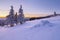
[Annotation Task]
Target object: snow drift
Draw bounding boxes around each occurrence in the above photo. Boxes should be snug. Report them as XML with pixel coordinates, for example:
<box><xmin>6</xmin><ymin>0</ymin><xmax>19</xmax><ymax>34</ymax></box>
<box><xmin>0</xmin><ymin>16</ymin><xmax>60</xmax><ymax>40</ymax></box>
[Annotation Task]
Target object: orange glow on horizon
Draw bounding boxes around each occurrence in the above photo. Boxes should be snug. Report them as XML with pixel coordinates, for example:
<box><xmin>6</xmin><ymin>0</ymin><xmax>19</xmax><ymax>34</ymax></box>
<box><xmin>0</xmin><ymin>11</ymin><xmax>49</xmax><ymax>18</ymax></box>
<box><xmin>0</xmin><ymin>10</ymin><xmax>9</xmax><ymax>17</ymax></box>
<box><xmin>24</xmin><ymin>14</ymin><xmax>49</xmax><ymax>18</ymax></box>
<box><xmin>0</xmin><ymin>13</ymin><xmax>49</xmax><ymax>18</ymax></box>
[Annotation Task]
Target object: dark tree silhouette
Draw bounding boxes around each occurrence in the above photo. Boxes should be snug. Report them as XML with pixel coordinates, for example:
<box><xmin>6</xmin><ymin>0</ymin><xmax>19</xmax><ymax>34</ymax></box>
<box><xmin>18</xmin><ymin>5</ymin><xmax>25</xmax><ymax>24</ymax></box>
<box><xmin>54</xmin><ymin>11</ymin><xmax>57</xmax><ymax>16</ymax></box>
<box><xmin>14</xmin><ymin>12</ymin><xmax>18</xmax><ymax>24</ymax></box>
<box><xmin>9</xmin><ymin>6</ymin><xmax>15</xmax><ymax>27</ymax></box>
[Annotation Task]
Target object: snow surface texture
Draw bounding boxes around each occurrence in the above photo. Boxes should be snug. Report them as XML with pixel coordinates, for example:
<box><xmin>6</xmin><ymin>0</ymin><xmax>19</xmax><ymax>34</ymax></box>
<box><xmin>0</xmin><ymin>16</ymin><xmax>60</xmax><ymax>40</ymax></box>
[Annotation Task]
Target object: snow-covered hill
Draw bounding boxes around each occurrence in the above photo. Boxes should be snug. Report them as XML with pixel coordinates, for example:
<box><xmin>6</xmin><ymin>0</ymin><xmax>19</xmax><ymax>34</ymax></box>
<box><xmin>0</xmin><ymin>16</ymin><xmax>60</xmax><ymax>40</ymax></box>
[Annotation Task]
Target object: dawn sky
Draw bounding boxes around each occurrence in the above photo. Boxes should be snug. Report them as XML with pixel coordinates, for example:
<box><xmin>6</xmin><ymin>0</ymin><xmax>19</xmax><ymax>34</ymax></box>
<box><xmin>0</xmin><ymin>0</ymin><xmax>60</xmax><ymax>17</ymax></box>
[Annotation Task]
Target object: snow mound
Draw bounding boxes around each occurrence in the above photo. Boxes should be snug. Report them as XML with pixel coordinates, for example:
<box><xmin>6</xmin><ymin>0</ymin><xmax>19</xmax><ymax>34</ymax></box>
<box><xmin>41</xmin><ymin>20</ymin><xmax>54</xmax><ymax>27</ymax></box>
<box><xmin>33</xmin><ymin>20</ymin><xmax>54</xmax><ymax>28</ymax></box>
<box><xmin>0</xmin><ymin>16</ymin><xmax>60</xmax><ymax>40</ymax></box>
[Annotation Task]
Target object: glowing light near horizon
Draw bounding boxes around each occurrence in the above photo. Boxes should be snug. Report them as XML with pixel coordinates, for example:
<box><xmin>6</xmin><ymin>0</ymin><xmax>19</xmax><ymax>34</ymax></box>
<box><xmin>0</xmin><ymin>10</ymin><xmax>49</xmax><ymax>18</ymax></box>
<box><xmin>0</xmin><ymin>10</ymin><xmax>9</xmax><ymax>17</ymax></box>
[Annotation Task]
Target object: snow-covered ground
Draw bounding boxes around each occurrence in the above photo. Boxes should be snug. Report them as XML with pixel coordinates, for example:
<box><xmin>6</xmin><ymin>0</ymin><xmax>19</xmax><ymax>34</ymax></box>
<box><xmin>0</xmin><ymin>16</ymin><xmax>60</xmax><ymax>40</ymax></box>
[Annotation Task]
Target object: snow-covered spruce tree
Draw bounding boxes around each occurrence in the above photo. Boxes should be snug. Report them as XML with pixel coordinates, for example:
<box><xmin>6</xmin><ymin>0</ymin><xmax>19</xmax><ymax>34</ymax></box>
<box><xmin>54</xmin><ymin>11</ymin><xmax>57</xmax><ymax>16</ymax></box>
<box><xmin>9</xmin><ymin>6</ymin><xmax>15</xmax><ymax>27</ymax></box>
<box><xmin>14</xmin><ymin>12</ymin><xmax>18</xmax><ymax>25</ymax></box>
<box><xmin>18</xmin><ymin>5</ymin><xmax>25</xmax><ymax>24</ymax></box>
<box><xmin>0</xmin><ymin>20</ymin><xmax>5</xmax><ymax>26</ymax></box>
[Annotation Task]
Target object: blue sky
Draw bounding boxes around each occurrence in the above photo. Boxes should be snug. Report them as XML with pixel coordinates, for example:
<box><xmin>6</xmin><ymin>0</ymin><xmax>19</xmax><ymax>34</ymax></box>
<box><xmin>0</xmin><ymin>0</ymin><xmax>60</xmax><ymax>16</ymax></box>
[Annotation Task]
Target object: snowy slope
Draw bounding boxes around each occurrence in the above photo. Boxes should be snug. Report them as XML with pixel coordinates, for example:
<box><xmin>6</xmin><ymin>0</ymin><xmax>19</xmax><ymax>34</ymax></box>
<box><xmin>0</xmin><ymin>16</ymin><xmax>60</xmax><ymax>40</ymax></box>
